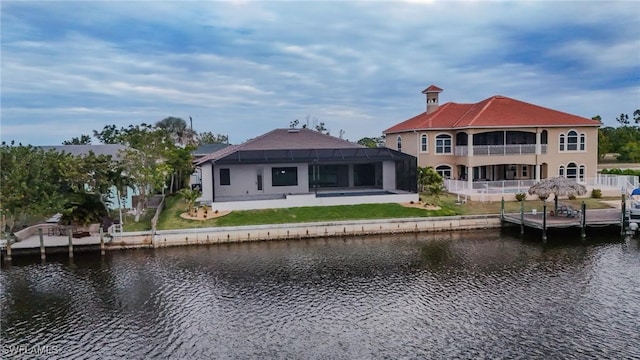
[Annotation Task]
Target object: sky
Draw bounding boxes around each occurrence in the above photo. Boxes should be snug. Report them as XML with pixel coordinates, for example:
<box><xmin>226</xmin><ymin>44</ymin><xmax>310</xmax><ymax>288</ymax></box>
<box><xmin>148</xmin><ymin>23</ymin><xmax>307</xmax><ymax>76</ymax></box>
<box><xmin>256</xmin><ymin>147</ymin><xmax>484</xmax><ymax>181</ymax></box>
<box><xmin>1</xmin><ymin>1</ymin><xmax>638</xmax><ymax>146</ymax></box>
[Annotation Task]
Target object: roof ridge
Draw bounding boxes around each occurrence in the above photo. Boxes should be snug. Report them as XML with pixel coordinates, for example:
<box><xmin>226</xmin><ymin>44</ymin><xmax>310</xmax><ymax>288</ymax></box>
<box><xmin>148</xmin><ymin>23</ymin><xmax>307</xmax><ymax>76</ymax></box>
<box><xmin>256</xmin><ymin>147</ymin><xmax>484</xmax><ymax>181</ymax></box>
<box><xmin>459</xmin><ymin>96</ymin><xmax>495</xmax><ymax>127</ymax></box>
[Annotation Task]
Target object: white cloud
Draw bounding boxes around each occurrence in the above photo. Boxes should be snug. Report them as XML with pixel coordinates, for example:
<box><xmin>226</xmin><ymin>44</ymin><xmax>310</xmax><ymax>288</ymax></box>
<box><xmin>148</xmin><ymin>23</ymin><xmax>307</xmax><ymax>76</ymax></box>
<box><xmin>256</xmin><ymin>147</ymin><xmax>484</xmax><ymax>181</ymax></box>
<box><xmin>1</xmin><ymin>1</ymin><xmax>638</xmax><ymax>145</ymax></box>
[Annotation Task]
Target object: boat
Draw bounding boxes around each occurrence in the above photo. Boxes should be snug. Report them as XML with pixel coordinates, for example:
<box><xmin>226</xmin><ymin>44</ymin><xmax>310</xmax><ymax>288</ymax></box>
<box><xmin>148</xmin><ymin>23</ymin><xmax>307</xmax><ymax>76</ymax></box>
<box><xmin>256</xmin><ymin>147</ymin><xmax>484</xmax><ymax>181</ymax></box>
<box><xmin>629</xmin><ymin>188</ymin><xmax>640</xmax><ymax>224</ymax></box>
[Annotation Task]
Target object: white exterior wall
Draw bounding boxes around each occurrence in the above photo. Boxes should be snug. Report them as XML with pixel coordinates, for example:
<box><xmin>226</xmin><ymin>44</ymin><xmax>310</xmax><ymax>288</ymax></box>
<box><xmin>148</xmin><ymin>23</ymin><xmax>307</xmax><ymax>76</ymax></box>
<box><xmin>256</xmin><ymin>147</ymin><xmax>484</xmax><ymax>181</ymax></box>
<box><xmin>382</xmin><ymin>161</ymin><xmax>396</xmax><ymax>190</ymax></box>
<box><xmin>215</xmin><ymin>163</ymin><xmax>310</xmax><ymax>197</ymax></box>
<box><xmin>200</xmin><ymin>163</ymin><xmax>214</xmax><ymax>202</ymax></box>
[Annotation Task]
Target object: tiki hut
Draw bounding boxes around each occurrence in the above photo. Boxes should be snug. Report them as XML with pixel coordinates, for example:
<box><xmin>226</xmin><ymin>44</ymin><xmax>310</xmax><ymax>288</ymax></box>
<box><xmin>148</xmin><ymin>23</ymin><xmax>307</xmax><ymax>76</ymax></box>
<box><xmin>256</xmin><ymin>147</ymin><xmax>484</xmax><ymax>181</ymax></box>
<box><xmin>528</xmin><ymin>177</ymin><xmax>587</xmax><ymax>214</ymax></box>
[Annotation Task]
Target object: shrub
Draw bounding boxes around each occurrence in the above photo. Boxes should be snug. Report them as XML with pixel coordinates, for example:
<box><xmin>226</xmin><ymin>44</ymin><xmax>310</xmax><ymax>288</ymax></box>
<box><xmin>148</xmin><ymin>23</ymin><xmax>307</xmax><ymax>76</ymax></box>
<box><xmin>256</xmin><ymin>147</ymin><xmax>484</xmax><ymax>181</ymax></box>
<box><xmin>591</xmin><ymin>188</ymin><xmax>602</xmax><ymax>198</ymax></box>
<box><xmin>538</xmin><ymin>195</ymin><xmax>548</xmax><ymax>201</ymax></box>
<box><xmin>568</xmin><ymin>194</ymin><xmax>577</xmax><ymax>200</ymax></box>
<box><xmin>515</xmin><ymin>192</ymin><xmax>527</xmax><ymax>201</ymax></box>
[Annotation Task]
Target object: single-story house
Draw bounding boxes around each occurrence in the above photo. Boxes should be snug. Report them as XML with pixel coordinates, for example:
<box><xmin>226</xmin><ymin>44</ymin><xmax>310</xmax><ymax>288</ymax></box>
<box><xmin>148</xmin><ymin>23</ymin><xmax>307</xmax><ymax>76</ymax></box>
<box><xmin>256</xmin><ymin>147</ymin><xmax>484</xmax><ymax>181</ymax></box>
<box><xmin>40</xmin><ymin>144</ymin><xmax>136</xmax><ymax>209</ymax></box>
<box><xmin>194</xmin><ymin>128</ymin><xmax>418</xmax><ymax>210</ymax></box>
<box><xmin>190</xmin><ymin>143</ymin><xmax>231</xmax><ymax>191</ymax></box>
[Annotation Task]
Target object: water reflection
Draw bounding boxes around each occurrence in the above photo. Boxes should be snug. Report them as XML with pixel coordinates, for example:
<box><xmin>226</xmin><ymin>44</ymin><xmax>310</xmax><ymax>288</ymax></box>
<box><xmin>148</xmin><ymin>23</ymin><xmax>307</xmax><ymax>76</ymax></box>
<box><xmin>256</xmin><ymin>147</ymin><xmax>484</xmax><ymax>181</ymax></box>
<box><xmin>2</xmin><ymin>231</ymin><xmax>639</xmax><ymax>359</ymax></box>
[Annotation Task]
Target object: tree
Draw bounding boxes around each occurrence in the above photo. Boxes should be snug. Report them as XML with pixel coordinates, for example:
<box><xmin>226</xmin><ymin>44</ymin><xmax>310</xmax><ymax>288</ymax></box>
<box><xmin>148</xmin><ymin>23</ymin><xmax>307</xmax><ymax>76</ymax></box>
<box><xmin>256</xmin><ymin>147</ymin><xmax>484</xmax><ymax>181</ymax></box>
<box><xmin>63</xmin><ymin>134</ymin><xmax>92</xmax><ymax>145</ymax></box>
<box><xmin>198</xmin><ymin>131</ymin><xmax>229</xmax><ymax>145</ymax></box>
<box><xmin>0</xmin><ymin>144</ymin><xmax>66</xmax><ymax>234</ymax></box>
<box><xmin>93</xmin><ymin>124</ymin><xmax>124</xmax><ymax>144</ymax></box>
<box><xmin>617</xmin><ymin>113</ymin><xmax>630</xmax><ymax>126</ymax></box>
<box><xmin>156</xmin><ymin>116</ymin><xmax>197</xmax><ymax>146</ymax></box>
<box><xmin>358</xmin><ymin>136</ymin><xmax>385</xmax><ymax>148</ymax></box>
<box><xmin>177</xmin><ymin>187</ymin><xmax>201</xmax><ymax>216</ymax></box>
<box><xmin>417</xmin><ymin>166</ymin><xmax>445</xmax><ymax>196</ymax></box>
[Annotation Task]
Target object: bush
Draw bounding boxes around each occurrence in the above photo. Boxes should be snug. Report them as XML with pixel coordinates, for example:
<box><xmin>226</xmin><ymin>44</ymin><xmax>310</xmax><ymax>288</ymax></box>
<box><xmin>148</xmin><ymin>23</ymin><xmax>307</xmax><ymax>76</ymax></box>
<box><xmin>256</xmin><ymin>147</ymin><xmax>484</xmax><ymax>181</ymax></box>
<box><xmin>568</xmin><ymin>194</ymin><xmax>577</xmax><ymax>200</ymax></box>
<box><xmin>515</xmin><ymin>192</ymin><xmax>527</xmax><ymax>201</ymax></box>
<box><xmin>591</xmin><ymin>188</ymin><xmax>602</xmax><ymax>198</ymax></box>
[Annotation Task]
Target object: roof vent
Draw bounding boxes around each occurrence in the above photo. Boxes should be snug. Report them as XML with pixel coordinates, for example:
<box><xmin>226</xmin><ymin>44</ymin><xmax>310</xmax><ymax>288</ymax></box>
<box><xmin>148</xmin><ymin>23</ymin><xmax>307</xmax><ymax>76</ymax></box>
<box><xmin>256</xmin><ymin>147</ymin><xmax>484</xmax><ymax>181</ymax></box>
<box><xmin>288</xmin><ymin>129</ymin><xmax>300</xmax><ymax>133</ymax></box>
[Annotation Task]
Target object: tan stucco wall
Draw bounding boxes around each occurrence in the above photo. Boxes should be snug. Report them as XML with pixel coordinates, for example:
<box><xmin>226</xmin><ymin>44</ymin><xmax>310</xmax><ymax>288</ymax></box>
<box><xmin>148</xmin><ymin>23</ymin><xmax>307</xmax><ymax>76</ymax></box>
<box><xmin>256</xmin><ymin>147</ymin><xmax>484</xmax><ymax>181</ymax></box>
<box><xmin>386</xmin><ymin>126</ymin><xmax>599</xmax><ymax>179</ymax></box>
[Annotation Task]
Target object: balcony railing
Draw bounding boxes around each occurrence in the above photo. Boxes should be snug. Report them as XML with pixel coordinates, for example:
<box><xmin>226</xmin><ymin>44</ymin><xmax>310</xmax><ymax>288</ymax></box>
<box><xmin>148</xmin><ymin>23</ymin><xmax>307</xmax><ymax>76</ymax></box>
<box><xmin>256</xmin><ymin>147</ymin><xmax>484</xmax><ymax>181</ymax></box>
<box><xmin>454</xmin><ymin>144</ymin><xmax>547</xmax><ymax>156</ymax></box>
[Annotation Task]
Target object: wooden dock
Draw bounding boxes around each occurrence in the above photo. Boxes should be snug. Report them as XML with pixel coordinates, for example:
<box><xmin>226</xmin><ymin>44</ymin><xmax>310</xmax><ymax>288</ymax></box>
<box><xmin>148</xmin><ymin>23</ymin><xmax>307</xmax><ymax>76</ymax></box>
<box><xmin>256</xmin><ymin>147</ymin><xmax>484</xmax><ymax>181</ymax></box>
<box><xmin>502</xmin><ymin>207</ymin><xmax>624</xmax><ymax>242</ymax></box>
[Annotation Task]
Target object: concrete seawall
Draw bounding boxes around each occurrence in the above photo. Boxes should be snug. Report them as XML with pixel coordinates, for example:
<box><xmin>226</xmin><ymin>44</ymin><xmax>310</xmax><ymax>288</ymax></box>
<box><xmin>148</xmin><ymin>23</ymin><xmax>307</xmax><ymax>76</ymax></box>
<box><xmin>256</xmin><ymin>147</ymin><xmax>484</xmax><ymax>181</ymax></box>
<box><xmin>107</xmin><ymin>215</ymin><xmax>502</xmax><ymax>250</ymax></box>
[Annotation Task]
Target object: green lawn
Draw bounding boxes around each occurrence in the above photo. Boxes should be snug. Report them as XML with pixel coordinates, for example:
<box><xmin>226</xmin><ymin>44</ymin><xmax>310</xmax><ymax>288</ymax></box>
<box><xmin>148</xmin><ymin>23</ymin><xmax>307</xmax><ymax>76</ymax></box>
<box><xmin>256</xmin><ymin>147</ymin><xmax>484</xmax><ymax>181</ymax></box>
<box><xmin>152</xmin><ymin>193</ymin><xmax>621</xmax><ymax>230</ymax></box>
<box><xmin>120</xmin><ymin>210</ymin><xmax>154</xmax><ymax>232</ymax></box>
<box><xmin>156</xmin><ymin>194</ymin><xmax>460</xmax><ymax>230</ymax></box>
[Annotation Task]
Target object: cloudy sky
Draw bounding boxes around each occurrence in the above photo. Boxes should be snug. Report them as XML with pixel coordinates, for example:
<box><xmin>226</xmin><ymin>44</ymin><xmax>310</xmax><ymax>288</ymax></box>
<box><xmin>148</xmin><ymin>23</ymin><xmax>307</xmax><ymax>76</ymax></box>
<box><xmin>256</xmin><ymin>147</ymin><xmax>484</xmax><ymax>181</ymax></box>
<box><xmin>1</xmin><ymin>1</ymin><xmax>638</xmax><ymax>145</ymax></box>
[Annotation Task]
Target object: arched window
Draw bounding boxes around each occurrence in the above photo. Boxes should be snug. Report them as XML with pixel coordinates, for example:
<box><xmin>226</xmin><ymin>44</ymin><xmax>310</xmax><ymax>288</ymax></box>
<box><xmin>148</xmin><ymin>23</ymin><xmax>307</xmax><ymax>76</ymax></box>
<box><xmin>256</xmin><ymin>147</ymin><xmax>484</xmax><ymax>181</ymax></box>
<box><xmin>559</xmin><ymin>134</ymin><xmax>565</xmax><ymax>151</ymax></box>
<box><xmin>396</xmin><ymin>136</ymin><xmax>402</xmax><ymax>151</ymax></box>
<box><xmin>567</xmin><ymin>130</ymin><xmax>578</xmax><ymax>151</ymax></box>
<box><xmin>420</xmin><ymin>134</ymin><xmax>428</xmax><ymax>152</ymax></box>
<box><xmin>566</xmin><ymin>162</ymin><xmax>578</xmax><ymax>179</ymax></box>
<box><xmin>579</xmin><ymin>134</ymin><xmax>586</xmax><ymax>151</ymax></box>
<box><xmin>436</xmin><ymin>165</ymin><xmax>452</xmax><ymax>179</ymax></box>
<box><xmin>435</xmin><ymin>134</ymin><xmax>452</xmax><ymax>154</ymax></box>
<box><xmin>559</xmin><ymin>165</ymin><xmax>565</xmax><ymax>177</ymax></box>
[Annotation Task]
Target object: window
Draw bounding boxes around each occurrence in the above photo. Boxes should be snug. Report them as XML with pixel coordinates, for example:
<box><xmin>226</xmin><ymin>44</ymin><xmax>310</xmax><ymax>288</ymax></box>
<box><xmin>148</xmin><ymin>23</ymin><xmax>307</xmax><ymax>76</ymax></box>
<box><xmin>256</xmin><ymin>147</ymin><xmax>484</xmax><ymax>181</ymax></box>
<box><xmin>420</xmin><ymin>134</ymin><xmax>428</xmax><ymax>152</ymax></box>
<box><xmin>559</xmin><ymin>165</ymin><xmax>565</xmax><ymax>177</ymax></box>
<box><xmin>566</xmin><ymin>162</ymin><xmax>578</xmax><ymax>179</ymax></box>
<box><xmin>567</xmin><ymin>131</ymin><xmax>578</xmax><ymax>151</ymax></box>
<box><xmin>559</xmin><ymin>134</ymin><xmax>565</xmax><ymax>151</ymax></box>
<box><xmin>579</xmin><ymin>134</ymin><xmax>585</xmax><ymax>151</ymax></box>
<box><xmin>436</xmin><ymin>165</ymin><xmax>452</xmax><ymax>179</ymax></box>
<box><xmin>272</xmin><ymin>167</ymin><xmax>298</xmax><ymax>186</ymax></box>
<box><xmin>435</xmin><ymin>134</ymin><xmax>452</xmax><ymax>154</ymax></box>
<box><xmin>220</xmin><ymin>168</ymin><xmax>230</xmax><ymax>186</ymax></box>
<box><xmin>579</xmin><ymin>165</ymin><xmax>585</xmax><ymax>181</ymax></box>
<box><xmin>522</xmin><ymin>165</ymin><xmax>528</xmax><ymax>177</ymax></box>
<box><xmin>396</xmin><ymin>136</ymin><xmax>402</xmax><ymax>151</ymax></box>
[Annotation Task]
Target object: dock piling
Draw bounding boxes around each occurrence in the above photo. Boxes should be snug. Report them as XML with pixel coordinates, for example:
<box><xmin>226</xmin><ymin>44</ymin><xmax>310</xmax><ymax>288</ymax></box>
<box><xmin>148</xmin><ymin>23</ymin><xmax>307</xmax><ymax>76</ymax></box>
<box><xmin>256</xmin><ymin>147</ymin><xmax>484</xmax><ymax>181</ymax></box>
<box><xmin>621</xmin><ymin>195</ymin><xmax>626</xmax><ymax>236</ymax></box>
<box><xmin>5</xmin><ymin>240</ymin><xmax>12</xmax><ymax>262</ymax></box>
<box><xmin>542</xmin><ymin>204</ymin><xmax>547</xmax><ymax>244</ymax></box>
<box><xmin>100</xmin><ymin>228</ymin><xmax>105</xmax><ymax>256</ymax></box>
<box><xmin>580</xmin><ymin>202</ymin><xmax>586</xmax><ymax>240</ymax></box>
<box><xmin>38</xmin><ymin>228</ymin><xmax>46</xmax><ymax>261</ymax></box>
<box><xmin>67</xmin><ymin>229</ymin><xmax>74</xmax><ymax>259</ymax></box>
<box><xmin>520</xmin><ymin>200</ymin><xmax>524</xmax><ymax>235</ymax></box>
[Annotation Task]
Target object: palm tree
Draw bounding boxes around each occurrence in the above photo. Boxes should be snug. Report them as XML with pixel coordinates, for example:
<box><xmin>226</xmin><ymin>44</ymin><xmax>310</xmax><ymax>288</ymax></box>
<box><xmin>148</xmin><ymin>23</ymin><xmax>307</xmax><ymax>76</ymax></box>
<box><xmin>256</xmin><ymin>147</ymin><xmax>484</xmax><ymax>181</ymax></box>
<box><xmin>155</xmin><ymin>117</ymin><xmax>197</xmax><ymax>146</ymax></box>
<box><xmin>177</xmin><ymin>188</ymin><xmax>201</xmax><ymax>216</ymax></box>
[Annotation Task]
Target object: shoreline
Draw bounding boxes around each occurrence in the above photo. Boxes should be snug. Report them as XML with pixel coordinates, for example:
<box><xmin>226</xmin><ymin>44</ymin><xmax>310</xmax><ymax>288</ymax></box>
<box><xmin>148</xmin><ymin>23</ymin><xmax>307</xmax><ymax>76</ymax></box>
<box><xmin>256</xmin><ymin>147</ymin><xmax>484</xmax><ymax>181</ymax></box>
<box><xmin>2</xmin><ymin>215</ymin><xmax>502</xmax><ymax>258</ymax></box>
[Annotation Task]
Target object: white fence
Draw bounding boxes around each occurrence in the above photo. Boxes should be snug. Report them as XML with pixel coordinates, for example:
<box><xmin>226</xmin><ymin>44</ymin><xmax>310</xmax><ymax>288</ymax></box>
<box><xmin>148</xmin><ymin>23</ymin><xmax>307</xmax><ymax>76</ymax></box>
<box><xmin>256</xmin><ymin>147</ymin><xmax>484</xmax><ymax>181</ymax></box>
<box><xmin>445</xmin><ymin>174</ymin><xmax>639</xmax><ymax>201</ymax></box>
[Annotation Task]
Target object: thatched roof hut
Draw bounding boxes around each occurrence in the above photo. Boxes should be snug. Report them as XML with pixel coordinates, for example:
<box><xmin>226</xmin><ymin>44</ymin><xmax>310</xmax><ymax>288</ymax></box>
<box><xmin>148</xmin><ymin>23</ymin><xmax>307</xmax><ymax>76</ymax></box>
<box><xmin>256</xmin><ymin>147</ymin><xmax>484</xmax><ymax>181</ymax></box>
<box><xmin>528</xmin><ymin>177</ymin><xmax>587</xmax><ymax>213</ymax></box>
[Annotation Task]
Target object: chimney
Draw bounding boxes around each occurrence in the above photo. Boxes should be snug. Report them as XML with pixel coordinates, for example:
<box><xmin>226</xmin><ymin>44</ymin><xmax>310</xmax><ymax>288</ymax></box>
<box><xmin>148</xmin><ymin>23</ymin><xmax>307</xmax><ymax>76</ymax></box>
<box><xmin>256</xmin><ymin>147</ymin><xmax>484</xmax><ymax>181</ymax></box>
<box><xmin>421</xmin><ymin>85</ymin><xmax>443</xmax><ymax>114</ymax></box>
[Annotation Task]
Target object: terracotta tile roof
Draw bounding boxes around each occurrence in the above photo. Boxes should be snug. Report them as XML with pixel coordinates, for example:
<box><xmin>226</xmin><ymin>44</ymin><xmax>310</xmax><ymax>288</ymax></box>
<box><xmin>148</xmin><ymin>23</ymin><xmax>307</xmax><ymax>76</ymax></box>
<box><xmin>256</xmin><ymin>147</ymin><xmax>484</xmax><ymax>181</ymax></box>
<box><xmin>385</xmin><ymin>95</ymin><xmax>600</xmax><ymax>134</ymax></box>
<box><xmin>422</xmin><ymin>85</ymin><xmax>443</xmax><ymax>93</ymax></box>
<box><xmin>195</xmin><ymin>128</ymin><xmax>362</xmax><ymax>165</ymax></box>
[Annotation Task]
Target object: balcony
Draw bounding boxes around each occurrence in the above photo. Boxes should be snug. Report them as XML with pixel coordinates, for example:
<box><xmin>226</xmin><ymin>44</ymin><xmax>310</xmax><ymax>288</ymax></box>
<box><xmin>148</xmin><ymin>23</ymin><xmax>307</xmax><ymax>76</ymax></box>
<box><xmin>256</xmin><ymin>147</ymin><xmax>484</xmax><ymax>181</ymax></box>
<box><xmin>454</xmin><ymin>144</ymin><xmax>547</xmax><ymax>156</ymax></box>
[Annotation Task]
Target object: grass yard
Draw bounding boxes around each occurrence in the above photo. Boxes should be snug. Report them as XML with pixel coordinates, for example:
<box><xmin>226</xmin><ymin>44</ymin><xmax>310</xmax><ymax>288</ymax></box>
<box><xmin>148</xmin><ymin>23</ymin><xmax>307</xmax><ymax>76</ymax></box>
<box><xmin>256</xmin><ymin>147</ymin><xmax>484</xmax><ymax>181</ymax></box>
<box><xmin>156</xmin><ymin>194</ymin><xmax>461</xmax><ymax>230</ymax></box>
<box><xmin>120</xmin><ymin>210</ymin><xmax>154</xmax><ymax>232</ymax></box>
<box><xmin>152</xmin><ymin>193</ymin><xmax>622</xmax><ymax>230</ymax></box>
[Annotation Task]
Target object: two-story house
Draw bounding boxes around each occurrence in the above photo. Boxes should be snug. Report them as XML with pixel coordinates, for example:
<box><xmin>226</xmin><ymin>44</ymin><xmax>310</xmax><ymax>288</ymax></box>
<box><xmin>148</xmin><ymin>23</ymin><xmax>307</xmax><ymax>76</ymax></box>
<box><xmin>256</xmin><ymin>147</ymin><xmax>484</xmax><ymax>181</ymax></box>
<box><xmin>384</xmin><ymin>85</ymin><xmax>600</xmax><ymax>197</ymax></box>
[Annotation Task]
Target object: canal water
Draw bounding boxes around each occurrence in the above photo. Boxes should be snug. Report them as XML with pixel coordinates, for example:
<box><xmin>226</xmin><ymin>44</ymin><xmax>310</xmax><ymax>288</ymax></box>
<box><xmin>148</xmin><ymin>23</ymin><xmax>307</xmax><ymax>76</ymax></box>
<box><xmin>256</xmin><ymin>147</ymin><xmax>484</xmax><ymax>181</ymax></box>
<box><xmin>1</xmin><ymin>230</ymin><xmax>639</xmax><ymax>359</ymax></box>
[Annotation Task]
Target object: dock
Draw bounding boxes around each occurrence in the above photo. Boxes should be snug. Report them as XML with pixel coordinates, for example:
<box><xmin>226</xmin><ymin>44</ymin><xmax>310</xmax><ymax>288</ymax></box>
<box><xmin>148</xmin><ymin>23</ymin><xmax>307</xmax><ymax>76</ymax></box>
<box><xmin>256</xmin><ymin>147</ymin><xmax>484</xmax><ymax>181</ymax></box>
<box><xmin>502</xmin><ymin>207</ymin><xmax>624</xmax><ymax>242</ymax></box>
<box><xmin>1</xmin><ymin>230</ymin><xmax>111</xmax><ymax>261</ymax></box>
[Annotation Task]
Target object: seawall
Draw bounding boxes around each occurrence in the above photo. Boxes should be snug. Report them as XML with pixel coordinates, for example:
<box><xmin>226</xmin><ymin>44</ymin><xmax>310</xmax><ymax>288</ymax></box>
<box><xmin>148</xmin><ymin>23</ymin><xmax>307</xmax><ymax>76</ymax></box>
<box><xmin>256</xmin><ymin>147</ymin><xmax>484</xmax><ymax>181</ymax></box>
<box><xmin>107</xmin><ymin>215</ymin><xmax>502</xmax><ymax>250</ymax></box>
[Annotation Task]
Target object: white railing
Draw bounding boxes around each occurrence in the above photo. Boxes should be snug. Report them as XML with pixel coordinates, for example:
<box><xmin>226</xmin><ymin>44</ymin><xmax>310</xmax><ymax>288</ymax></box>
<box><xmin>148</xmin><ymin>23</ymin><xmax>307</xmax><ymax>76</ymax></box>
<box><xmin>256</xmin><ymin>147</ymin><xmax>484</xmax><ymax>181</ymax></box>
<box><xmin>445</xmin><ymin>175</ymin><xmax>638</xmax><ymax>198</ymax></box>
<box><xmin>444</xmin><ymin>179</ymin><xmax>536</xmax><ymax>195</ymax></box>
<box><xmin>454</xmin><ymin>144</ymin><xmax>546</xmax><ymax>156</ymax></box>
<box><xmin>586</xmin><ymin>174</ymin><xmax>639</xmax><ymax>193</ymax></box>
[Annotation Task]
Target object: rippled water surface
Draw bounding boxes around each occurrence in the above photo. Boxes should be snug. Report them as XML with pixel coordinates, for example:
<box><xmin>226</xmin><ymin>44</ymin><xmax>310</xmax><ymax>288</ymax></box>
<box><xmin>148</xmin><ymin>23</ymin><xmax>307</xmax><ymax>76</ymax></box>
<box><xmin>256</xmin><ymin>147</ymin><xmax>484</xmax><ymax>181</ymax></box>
<box><xmin>2</xmin><ymin>231</ymin><xmax>640</xmax><ymax>359</ymax></box>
